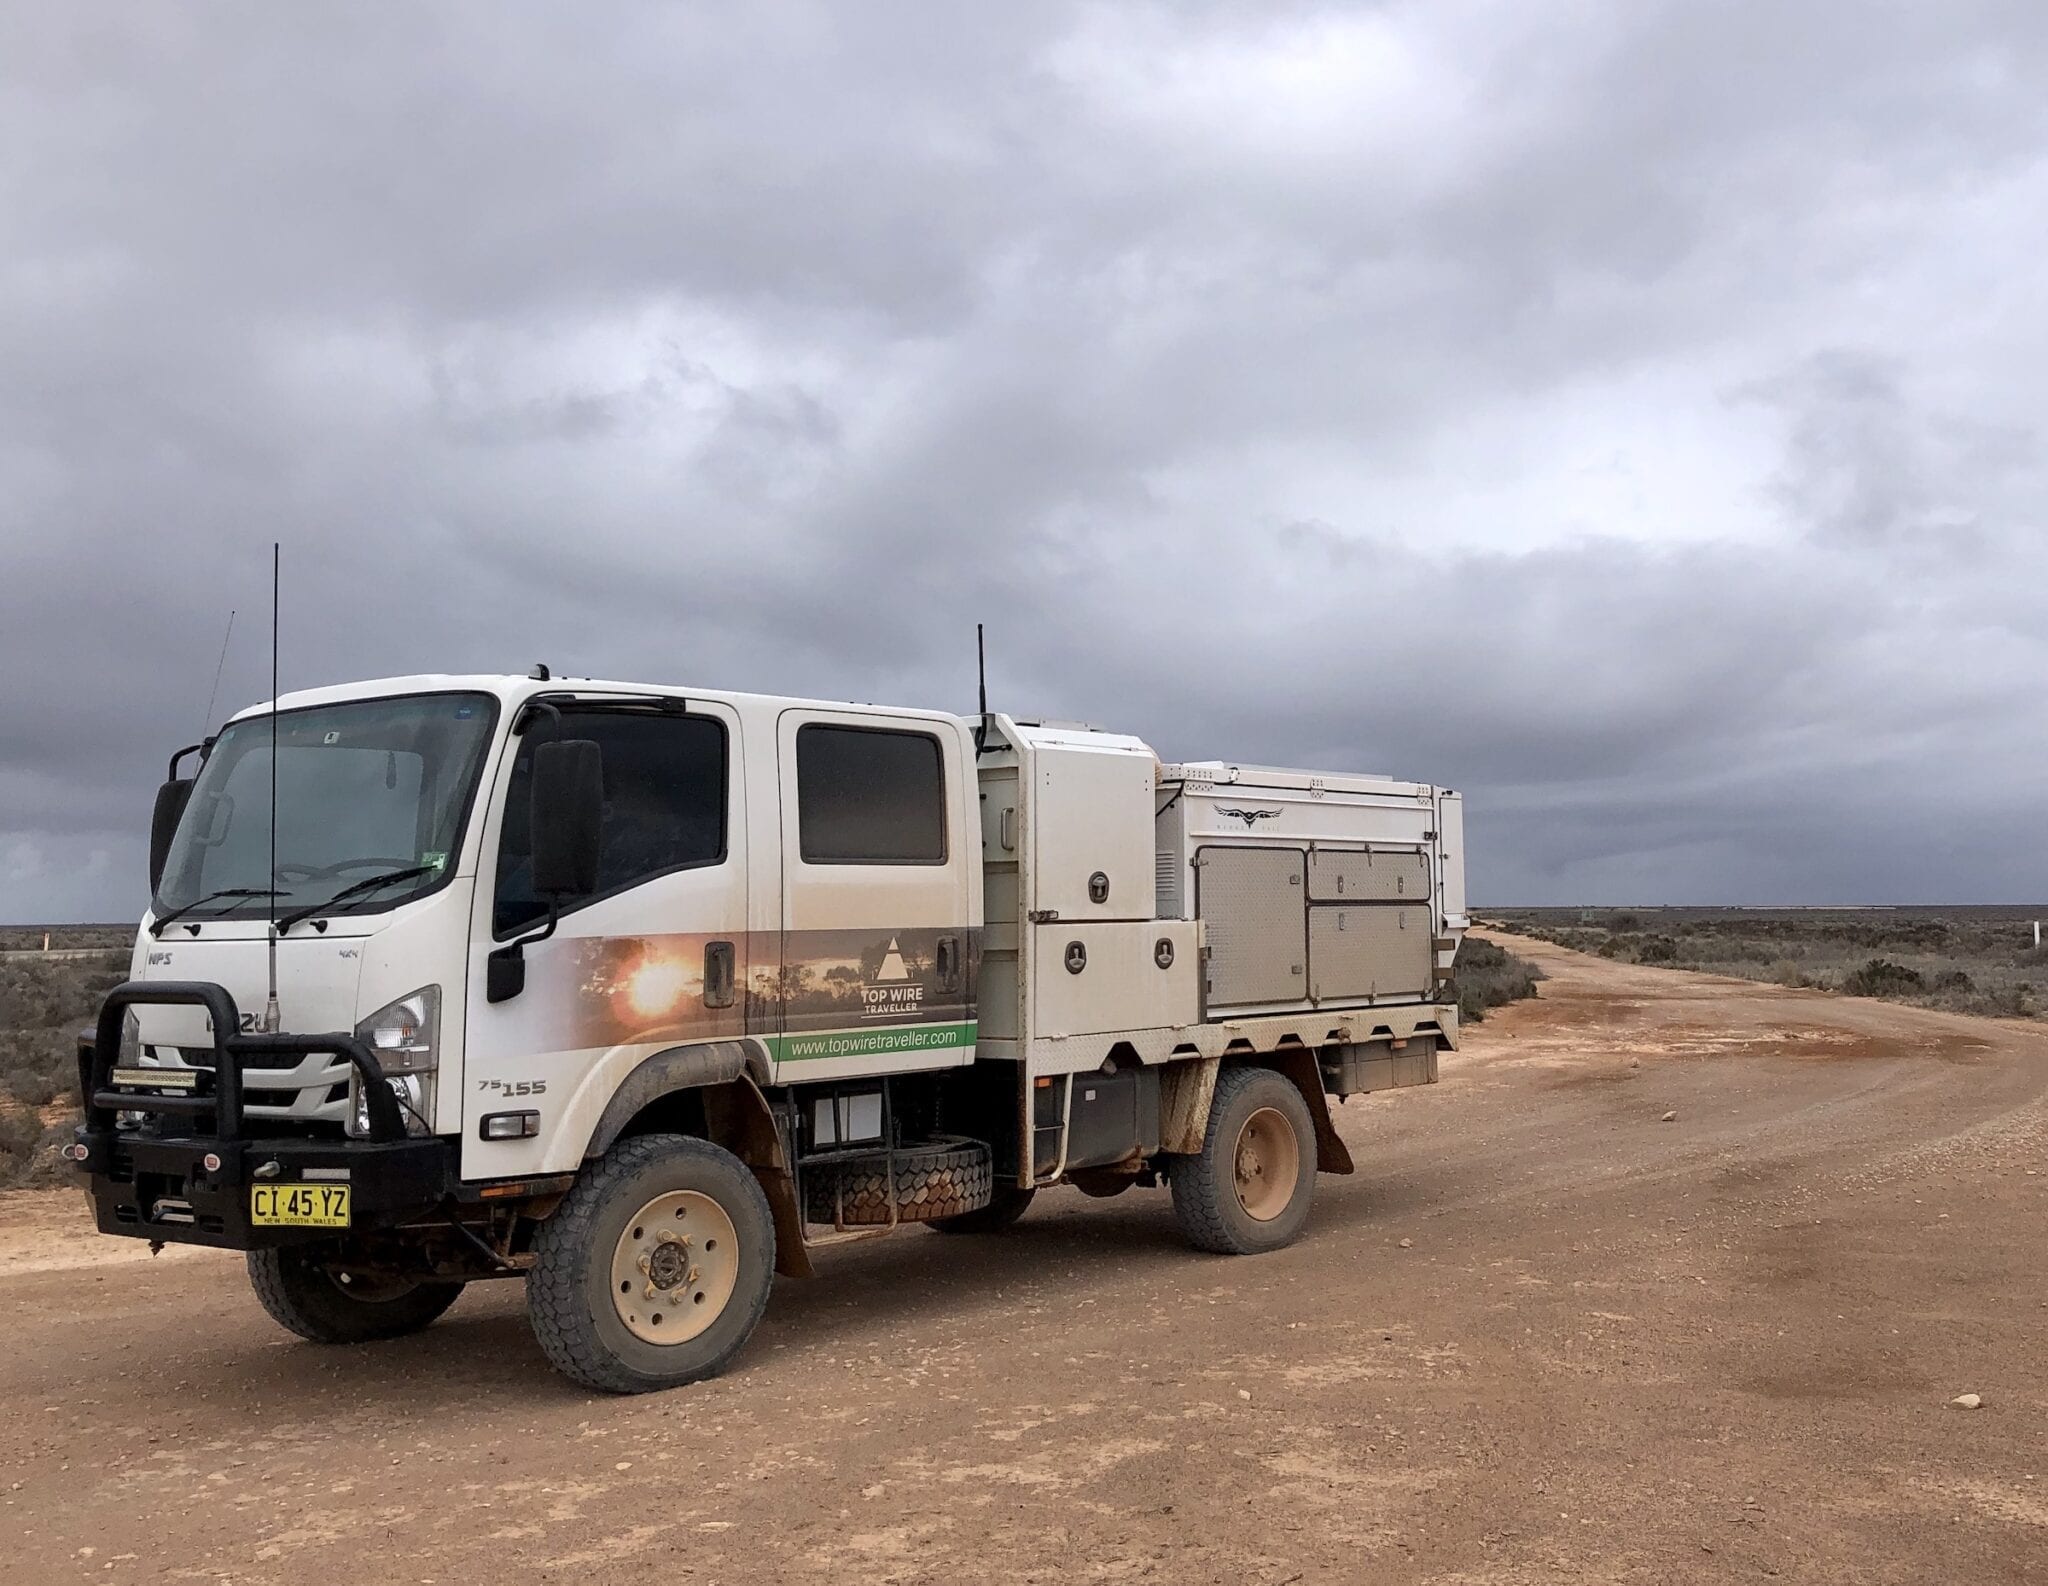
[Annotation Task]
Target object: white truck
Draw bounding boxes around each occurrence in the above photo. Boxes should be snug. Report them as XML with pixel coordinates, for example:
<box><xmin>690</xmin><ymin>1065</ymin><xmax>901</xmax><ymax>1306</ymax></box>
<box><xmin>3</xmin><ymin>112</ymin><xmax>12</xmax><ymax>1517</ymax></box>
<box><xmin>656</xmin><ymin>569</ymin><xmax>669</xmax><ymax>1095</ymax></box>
<box><xmin>73</xmin><ymin>672</ymin><xmax>1466</xmax><ymax>1392</ymax></box>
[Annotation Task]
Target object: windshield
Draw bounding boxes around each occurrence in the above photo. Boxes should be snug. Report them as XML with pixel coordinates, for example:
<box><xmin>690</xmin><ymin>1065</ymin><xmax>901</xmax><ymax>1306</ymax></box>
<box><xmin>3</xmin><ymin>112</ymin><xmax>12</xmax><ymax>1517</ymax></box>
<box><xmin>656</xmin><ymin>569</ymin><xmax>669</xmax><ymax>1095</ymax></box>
<box><xmin>153</xmin><ymin>692</ymin><xmax>498</xmax><ymax>924</ymax></box>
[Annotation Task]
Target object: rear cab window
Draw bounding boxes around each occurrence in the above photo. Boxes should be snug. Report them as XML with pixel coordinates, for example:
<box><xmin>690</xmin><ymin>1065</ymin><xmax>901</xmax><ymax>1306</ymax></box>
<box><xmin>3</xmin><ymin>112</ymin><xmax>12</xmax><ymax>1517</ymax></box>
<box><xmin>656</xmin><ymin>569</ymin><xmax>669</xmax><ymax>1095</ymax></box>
<box><xmin>795</xmin><ymin>724</ymin><xmax>947</xmax><ymax>865</ymax></box>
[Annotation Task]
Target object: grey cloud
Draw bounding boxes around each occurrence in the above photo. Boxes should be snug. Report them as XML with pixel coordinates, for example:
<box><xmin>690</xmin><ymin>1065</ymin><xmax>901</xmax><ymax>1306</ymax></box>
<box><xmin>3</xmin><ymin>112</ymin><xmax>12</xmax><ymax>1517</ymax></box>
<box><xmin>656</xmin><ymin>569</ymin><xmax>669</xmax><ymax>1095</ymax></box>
<box><xmin>4</xmin><ymin>1</ymin><xmax>2047</xmax><ymax>920</ymax></box>
<box><xmin>1741</xmin><ymin>350</ymin><xmax>2041</xmax><ymax>553</ymax></box>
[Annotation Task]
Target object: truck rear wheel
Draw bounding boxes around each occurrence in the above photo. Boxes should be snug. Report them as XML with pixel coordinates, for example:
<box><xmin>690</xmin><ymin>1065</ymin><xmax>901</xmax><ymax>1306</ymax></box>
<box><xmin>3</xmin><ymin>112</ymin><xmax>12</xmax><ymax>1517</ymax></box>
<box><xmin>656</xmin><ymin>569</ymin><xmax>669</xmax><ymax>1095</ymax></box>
<box><xmin>1167</xmin><ymin>1065</ymin><xmax>1316</xmax><ymax>1255</ymax></box>
<box><xmin>246</xmin><ymin>1247</ymin><xmax>464</xmax><ymax>1344</ymax></box>
<box><xmin>528</xmin><ymin>1133</ymin><xmax>775</xmax><ymax>1394</ymax></box>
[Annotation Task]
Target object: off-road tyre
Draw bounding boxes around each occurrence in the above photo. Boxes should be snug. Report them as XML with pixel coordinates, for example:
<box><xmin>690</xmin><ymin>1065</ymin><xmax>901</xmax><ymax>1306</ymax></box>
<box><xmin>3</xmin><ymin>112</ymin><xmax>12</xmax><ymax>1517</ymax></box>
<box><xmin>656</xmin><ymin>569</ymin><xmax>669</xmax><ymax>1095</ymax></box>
<box><xmin>929</xmin><ymin>1181</ymin><xmax>1036</xmax><ymax>1233</ymax></box>
<box><xmin>246</xmin><ymin>1247</ymin><xmax>464</xmax><ymax>1344</ymax></box>
<box><xmin>1167</xmin><ymin>1065</ymin><xmax>1317</xmax><ymax>1255</ymax></box>
<box><xmin>803</xmin><ymin>1136</ymin><xmax>992</xmax><ymax>1227</ymax></box>
<box><xmin>528</xmin><ymin>1133</ymin><xmax>775</xmax><ymax>1394</ymax></box>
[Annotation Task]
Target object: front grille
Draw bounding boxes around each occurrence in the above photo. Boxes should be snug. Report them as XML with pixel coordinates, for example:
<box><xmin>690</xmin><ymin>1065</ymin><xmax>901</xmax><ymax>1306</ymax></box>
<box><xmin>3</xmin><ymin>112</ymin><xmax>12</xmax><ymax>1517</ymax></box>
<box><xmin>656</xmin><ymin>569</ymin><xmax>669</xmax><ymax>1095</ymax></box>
<box><xmin>159</xmin><ymin>1047</ymin><xmax>352</xmax><ymax>1127</ymax></box>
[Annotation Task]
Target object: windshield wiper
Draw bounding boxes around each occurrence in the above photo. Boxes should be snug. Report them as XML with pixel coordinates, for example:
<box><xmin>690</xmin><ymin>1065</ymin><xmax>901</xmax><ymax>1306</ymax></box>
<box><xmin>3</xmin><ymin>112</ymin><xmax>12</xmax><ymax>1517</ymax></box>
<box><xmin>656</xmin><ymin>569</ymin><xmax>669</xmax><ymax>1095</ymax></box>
<box><xmin>276</xmin><ymin>865</ymin><xmax>436</xmax><ymax>934</ymax></box>
<box><xmin>149</xmin><ymin>887</ymin><xmax>281</xmax><ymax>937</ymax></box>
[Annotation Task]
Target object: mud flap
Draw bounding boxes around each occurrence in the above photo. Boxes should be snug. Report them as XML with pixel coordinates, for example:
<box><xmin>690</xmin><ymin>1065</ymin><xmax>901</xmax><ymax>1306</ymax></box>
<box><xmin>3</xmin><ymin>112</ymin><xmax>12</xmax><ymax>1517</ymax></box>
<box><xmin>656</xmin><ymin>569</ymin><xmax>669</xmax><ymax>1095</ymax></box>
<box><xmin>755</xmin><ymin>1163</ymin><xmax>813</xmax><ymax>1280</ymax></box>
<box><xmin>1159</xmin><ymin>1057</ymin><xmax>1220</xmax><ymax>1155</ymax></box>
<box><xmin>702</xmin><ymin>1080</ymin><xmax>814</xmax><ymax>1279</ymax></box>
<box><xmin>1267</xmin><ymin>1046</ymin><xmax>1356</xmax><ymax>1175</ymax></box>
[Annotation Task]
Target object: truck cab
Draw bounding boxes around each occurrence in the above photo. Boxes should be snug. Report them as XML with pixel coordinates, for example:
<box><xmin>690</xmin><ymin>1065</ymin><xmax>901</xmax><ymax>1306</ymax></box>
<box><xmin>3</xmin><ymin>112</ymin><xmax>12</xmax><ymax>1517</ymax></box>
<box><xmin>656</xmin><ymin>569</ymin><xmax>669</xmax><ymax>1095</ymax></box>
<box><xmin>75</xmin><ymin>672</ymin><xmax>1463</xmax><ymax>1392</ymax></box>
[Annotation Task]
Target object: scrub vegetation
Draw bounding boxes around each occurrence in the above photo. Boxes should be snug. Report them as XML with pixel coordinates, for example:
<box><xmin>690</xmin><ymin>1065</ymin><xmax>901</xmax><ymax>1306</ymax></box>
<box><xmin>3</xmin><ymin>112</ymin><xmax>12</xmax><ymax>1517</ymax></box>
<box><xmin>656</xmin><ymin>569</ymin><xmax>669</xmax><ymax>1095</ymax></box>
<box><xmin>0</xmin><ymin>927</ymin><xmax>126</xmax><ymax>1186</ymax></box>
<box><xmin>1489</xmin><ymin>906</ymin><xmax>2048</xmax><ymax>1021</ymax></box>
<box><xmin>1451</xmin><ymin>936</ymin><xmax>1545</xmax><ymax>1024</ymax></box>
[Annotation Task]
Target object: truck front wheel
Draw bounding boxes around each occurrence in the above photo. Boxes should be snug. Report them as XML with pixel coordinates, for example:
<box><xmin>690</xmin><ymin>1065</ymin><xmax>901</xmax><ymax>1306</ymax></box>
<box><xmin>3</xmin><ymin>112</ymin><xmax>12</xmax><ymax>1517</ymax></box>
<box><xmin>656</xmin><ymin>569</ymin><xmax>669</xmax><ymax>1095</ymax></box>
<box><xmin>528</xmin><ymin>1133</ymin><xmax>775</xmax><ymax>1394</ymax></box>
<box><xmin>246</xmin><ymin>1247</ymin><xmax>465</xmax><ymax>1344</ymax></box>
<box><xmin>1167</xmin><ymin>1065</ymin><xmax>1317</xmax><ymax>1255</ymax></box>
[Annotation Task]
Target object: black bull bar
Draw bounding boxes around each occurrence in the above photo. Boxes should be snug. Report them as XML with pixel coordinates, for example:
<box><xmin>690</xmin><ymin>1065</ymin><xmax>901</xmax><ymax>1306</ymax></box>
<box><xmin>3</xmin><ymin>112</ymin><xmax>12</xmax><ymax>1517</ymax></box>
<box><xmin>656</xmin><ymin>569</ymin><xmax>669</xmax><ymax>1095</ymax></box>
<box><xmin>80</xmin><ymin>980</ymin><xmax>406</xmax><ymax>1142</ymax></box>
<box><xmin>70</xmin><ymin>981</ymin><xmax>453</xmax><ymax>1249</ymax></box>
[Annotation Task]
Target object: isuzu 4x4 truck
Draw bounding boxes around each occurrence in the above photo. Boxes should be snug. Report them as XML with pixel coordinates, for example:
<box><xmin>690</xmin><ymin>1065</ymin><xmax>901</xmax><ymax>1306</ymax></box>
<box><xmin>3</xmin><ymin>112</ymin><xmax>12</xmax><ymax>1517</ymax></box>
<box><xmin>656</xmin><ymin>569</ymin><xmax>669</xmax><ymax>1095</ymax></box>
<box><xmin>73</xmin><ymin>672</ymin><xmax>1466</xmax><ymax>1392</ymax></box>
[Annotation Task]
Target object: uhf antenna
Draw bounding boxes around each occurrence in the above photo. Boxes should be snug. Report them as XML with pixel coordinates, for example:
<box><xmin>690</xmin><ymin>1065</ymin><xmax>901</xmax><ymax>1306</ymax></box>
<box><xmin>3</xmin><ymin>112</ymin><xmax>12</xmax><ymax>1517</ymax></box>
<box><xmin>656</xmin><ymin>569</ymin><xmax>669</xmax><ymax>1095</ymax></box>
<box><xmin>201</xmin><ymin>608</ymin><xmax>235</xmax><ymax>736</ymax></box>
<box><xmin>263</xmin><ymin>544</ymin><xmax>281</xmax><ymax>1035</ymax></box>
<box><xmin>974</xmin><ymin>622</ymin><xmax>989</xmax><ymax>755</ymax></box>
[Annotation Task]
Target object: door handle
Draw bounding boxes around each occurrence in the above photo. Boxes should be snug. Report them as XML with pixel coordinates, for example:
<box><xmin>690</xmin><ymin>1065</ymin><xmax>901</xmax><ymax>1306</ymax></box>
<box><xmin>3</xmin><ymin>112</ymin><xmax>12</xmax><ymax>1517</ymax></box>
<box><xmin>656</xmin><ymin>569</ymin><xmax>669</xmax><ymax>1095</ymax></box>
<box><xmin>703</xmin><ymin>940</ymin><xmax>736</xmax><ymax>1009</ymax></box>
<box><xmin>935</xmin><ymin>934</ymin><xmax>960</xmax><ymax>993</ymax></box>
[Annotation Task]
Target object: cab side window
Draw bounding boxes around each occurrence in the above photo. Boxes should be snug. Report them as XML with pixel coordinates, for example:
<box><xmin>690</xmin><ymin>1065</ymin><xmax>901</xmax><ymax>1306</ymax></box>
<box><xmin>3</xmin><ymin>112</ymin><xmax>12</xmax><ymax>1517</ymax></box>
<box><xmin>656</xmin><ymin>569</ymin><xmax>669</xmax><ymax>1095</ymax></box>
<box><xmin>495</xmin><ymin>710</ymin><xmax>727</xmax><ymax>934</ymax></box>
<box><xmin>795</xmin><ymin>724</ymin><xmax>946</xmax><ymax>865</ymax></box>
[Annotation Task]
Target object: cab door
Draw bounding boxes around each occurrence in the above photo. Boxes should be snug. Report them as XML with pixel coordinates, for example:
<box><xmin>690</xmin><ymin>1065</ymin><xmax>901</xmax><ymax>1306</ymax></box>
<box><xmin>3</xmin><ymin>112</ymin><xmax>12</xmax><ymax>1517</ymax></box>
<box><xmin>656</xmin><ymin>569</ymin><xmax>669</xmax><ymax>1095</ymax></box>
<box><xmin>770</xmin><ymin>709</ymin><xmax>974</xmax><ymax>1083</ymax></box>
<box><xmin>462</xmin><ymin>698</ymin><xmax>746</xmax><ymax>1179</ymax></box>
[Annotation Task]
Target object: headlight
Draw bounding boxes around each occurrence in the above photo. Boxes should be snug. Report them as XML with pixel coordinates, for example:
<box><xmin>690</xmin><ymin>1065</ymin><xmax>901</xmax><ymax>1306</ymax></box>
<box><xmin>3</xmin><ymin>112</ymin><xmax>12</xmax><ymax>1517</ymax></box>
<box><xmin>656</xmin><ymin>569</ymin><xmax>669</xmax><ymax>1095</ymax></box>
<box><xmin>355</xmin><ymin>986</ymin><xmax>439</xmax><ymax>1075</ymax></box>
<box><xmin>351</xmin><ymin>987</ymin><xmax>439</xmax><ymax>1137</ymax></box>
<box><xmin>353</xmin><ymin>1072</ymin><xmax>433</xmax><ymax>1138</ymax></box>
<box><xmin>116</xmin><ymin>1010</ymin><xmax>147</xmax><ymax>1126</ymax></box>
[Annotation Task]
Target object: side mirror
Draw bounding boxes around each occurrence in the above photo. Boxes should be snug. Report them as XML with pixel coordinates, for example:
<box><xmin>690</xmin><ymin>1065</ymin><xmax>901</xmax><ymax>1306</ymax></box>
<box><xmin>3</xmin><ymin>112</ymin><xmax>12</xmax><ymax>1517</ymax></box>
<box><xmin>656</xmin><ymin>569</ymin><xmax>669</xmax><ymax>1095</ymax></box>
<box><xmin>487</xmin><ymin>738</ymin><xmax>603</xmax><ymax>1005</ymax></box>
<box><xmin>149</xmin><ymin>779</ymin><xmax>194</xmax><ymax>892</ymax></box>
<box><xmin>529</xmin><ymin>739</ymin><xmax>603</xmax><ymax>899</ymax></box>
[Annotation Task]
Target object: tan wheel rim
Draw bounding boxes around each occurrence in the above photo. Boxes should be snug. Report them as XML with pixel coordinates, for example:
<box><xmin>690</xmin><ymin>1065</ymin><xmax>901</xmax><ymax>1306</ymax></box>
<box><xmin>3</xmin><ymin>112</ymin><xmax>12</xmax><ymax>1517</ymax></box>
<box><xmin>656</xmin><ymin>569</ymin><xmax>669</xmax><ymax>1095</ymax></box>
<box><xmin>609</xmin><ymin>1190</ymin><xmax>740</xmax><ymax>1345</ymax></box>
<box><xmin>1233</xmin><ymin>1106</ymin><xmax>1301</xmax><ymax>1222</ymax></box>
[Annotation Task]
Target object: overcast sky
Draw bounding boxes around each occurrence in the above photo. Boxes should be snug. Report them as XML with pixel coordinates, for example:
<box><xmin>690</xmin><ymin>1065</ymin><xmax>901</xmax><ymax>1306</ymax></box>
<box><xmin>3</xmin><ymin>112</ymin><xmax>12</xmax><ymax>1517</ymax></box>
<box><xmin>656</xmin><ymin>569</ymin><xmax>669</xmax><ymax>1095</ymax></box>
<box><xmin>4</xmin><ymin>3</ymin><xmax>2046</xmax><ymax>921</ymax></box>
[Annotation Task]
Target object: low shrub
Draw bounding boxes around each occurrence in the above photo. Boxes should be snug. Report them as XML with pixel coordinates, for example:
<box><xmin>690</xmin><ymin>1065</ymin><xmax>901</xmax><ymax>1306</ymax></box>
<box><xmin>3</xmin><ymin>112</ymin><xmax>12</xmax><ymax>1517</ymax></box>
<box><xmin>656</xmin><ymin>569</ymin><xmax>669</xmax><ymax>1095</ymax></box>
<box><xmin>1927</xmin><ymin>980</ymin><xmax>2036</xmax><ymax>1019</ymax></box>
<box><xmin>0</xmin><ymin>1107</ymin><xmax>44</xmax><ymax>1185</ymax></box>
<box><xmin>0</xmin><ymin>953</ymin><xmax>126</xmax><ymax>1028</ymax></box>
<box><xmin>15</xmin><ymin>1122</ymin><xmax>73</xmax><ymax>1188</ymax></box>
<box><xmin>2</xmin><ymin>1027</ymin><xmax>83</xmax><ymax>1109</ymax></box>
<box><xmin>9</xmin><ymin>1067</ymin><xmax>62</xmax><ymax>1110</ymax></box>
<box><xmin>1453</xmin><ymin>937</ymin><xmax>1544</xmax><ymax>1023</ymax></box>
<box><xmin>2</xmin><ymin>951</ymin><xmax>115</xmax><ymax>1186</ymax></box>
<box><xmin>1492</xmin><ymin>909</ymin><xmax>2048</xmax><ymax>1023</ymax></box>
<box><xmin>1842</xmin><ymin>959</ymin><xmax>1926</xmax><ymax>998</ymax></box>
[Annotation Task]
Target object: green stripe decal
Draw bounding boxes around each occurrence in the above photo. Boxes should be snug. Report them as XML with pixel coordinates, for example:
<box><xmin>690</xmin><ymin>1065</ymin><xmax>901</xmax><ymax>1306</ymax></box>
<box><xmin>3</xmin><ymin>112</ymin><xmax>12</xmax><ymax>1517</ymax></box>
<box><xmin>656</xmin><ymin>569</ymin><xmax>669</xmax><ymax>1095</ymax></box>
<box><xmin>767</xmin><ymin>1021</ymin><xmax>978</xmax><ymax>1063</ymax></box>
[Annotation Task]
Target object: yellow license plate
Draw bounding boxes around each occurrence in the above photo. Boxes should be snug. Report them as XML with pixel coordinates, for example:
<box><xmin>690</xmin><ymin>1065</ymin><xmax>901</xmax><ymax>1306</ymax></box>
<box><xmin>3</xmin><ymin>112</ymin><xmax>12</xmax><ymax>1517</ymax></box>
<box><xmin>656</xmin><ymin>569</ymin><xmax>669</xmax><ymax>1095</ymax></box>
<box><xmin>251</xmin><ymin>1184</ymin><xmax>351</xmax><ymax>1227</ymax></box>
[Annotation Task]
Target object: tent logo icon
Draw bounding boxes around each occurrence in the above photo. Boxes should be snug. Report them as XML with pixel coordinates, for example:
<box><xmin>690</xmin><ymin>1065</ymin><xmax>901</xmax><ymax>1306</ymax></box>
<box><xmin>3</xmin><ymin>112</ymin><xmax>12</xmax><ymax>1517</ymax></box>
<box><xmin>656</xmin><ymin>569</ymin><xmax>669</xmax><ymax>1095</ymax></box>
<box><xmin>862</xmin><ymin>936</ymin><xmax>924</xmax><ymax>1018</ymax></box>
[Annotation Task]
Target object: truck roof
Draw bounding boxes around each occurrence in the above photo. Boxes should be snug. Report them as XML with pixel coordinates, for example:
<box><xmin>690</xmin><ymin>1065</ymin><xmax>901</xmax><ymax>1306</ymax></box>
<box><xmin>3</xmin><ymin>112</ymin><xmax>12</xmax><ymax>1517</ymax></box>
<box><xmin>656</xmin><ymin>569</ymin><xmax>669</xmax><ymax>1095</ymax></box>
<box><xmin>224</xmin><ymin>673</ymin><xmax>971</xmax><ymax>729</ymax></box>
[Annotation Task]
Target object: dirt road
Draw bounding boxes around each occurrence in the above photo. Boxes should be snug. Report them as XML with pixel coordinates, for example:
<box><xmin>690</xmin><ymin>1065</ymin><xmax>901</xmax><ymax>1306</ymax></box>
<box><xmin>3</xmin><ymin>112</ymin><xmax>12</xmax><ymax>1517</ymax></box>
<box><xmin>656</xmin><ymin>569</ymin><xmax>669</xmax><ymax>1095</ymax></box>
<box><xmin>4</xmin><ymin>935</ymin><xmax>2045</xmax><ymax>1585</ymax></box>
